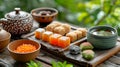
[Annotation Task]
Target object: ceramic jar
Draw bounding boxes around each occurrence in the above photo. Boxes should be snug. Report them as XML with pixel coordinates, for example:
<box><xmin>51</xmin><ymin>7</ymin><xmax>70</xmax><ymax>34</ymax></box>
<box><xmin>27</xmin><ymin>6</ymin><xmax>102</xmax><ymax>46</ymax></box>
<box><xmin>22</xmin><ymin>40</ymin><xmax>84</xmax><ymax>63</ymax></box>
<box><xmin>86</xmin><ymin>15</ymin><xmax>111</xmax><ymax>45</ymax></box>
<box><xmin>0</xmin><ymin>28</ymin><xmax>11</xmax><ymax>52</ymax></box>
<box><xmin>87</xmin><ymin>26</ymin><xmax>118</xmax><ymax>49</ymax></box>
<box><xmin>0</xmin><ymin>8</ymin><xmax>33</xmax><ymax>35</ymax></box>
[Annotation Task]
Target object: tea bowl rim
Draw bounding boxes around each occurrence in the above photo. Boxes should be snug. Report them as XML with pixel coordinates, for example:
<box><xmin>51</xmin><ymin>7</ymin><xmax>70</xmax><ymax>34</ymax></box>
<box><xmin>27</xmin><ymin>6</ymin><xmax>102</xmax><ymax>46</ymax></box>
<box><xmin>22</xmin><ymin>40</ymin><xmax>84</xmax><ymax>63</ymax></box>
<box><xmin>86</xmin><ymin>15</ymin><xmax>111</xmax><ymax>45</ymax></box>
<box><xmin>0</xmin><ymin>31</ymin><xmax>11</xmax><ymax>41</ymax></box>
<box><xmin>87</xmin><ymin>25</ymin><xmax>118</xmax><ymax>38</ymax></box>
<box><xmin>31</xmin><ymin>7</ymin><xmax>58</xmax><ymax>17</ymax></box>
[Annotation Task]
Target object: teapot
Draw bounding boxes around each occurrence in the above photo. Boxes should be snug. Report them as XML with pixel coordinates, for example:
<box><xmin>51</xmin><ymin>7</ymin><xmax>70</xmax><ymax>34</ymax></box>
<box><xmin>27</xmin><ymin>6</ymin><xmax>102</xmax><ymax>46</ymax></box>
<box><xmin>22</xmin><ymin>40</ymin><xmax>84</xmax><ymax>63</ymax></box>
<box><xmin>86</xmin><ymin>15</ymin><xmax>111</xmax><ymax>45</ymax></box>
<box><xmin>0</xmin><ymin>8</ymin><xmax>33</xmax><ymax>35</ymax></box>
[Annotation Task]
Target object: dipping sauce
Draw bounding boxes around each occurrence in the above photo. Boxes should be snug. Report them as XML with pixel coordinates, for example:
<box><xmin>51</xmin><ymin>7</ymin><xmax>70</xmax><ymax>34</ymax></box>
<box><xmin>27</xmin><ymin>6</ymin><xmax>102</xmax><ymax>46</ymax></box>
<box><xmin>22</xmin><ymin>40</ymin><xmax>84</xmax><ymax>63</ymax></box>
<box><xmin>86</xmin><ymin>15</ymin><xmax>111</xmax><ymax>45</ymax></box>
<box><xmin>38</xmin><ymin>11</ymin><xmax>52</xmax><ymax>16</ymax></box>
<box><xmin>14</xmin><ymin>44</ymin><xmax>36</xmax><ymax>53</ymax></box>
<box><xmin>91</xmin><ymin>29</ymin><xmax>114</xmax><ymax>36</ymax></box>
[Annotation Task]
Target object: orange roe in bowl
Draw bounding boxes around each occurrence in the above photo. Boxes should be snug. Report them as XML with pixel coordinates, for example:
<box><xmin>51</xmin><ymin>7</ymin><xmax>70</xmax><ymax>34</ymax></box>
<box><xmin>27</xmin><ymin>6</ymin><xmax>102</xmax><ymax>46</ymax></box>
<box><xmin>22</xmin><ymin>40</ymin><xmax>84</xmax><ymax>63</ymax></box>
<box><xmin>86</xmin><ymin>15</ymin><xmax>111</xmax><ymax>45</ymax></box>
<box><xmin>14</xmin><ymin>44</ymin><xmax>37</xmax><ymax>53</ymax></box>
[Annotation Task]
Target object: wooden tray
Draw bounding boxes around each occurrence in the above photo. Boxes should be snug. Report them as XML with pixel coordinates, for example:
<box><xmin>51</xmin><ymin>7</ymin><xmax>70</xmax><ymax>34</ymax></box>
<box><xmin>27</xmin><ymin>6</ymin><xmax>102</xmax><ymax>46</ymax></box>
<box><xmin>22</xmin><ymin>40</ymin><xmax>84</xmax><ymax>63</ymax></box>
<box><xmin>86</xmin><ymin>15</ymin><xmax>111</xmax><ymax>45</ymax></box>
<box><xmin>21</xmin><ymin>21</ymin><xmax>120</xmax><ymax>67</ymax></box>
<box><xmin>21</xmin><ymin>25</ymin><xmax>86</xmax><ymax>52</ymax></box>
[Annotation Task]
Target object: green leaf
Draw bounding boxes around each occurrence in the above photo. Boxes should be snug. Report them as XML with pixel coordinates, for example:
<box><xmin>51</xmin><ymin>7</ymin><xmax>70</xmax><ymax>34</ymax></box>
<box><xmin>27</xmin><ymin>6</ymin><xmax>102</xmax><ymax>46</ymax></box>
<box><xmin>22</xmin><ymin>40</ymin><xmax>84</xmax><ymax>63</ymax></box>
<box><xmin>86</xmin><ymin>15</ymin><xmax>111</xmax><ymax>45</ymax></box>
<box><xmin>37</xmin><ymin>62</ymin><xmax>42</xmax><ymax>67</ymax></box>
<box><xmin>63</xmin><ymin>61</ymin><xmax>67</xmax><ymax>66</ymax></box>
<box><xmin>77</xmin><ymin>3</ymin><xmax>86</xmax><ymax>12</ymax></box>
<box><xmin>26</xmin><ymin>63</ymin><xmax>32</xmax><ymax>67</ymax></box>
<box><xmin>58</xmin><ymin>62</ymin><xmax>64</xmax><ymax>67</ymax></box>
<box><xmin>77</xmin><ymin>12</ymin><xmax>88</xmax><ymax>21</ymax></box>
<box><xmin>65</xmin><ymin>64</ymin><xmax>73</xmax><ymax>67</ymax></box>
<box><xmin>51</xmin><ymin>61</ymin><xmax>73</xmax><ymax>67</ymax></box>
<box><xmin>26</xmin><ymin>60</ymin><xmax>42</xmax><ymax>67</ymax></box>
<box><xmin>30</xmin><ymin>61</ymin><xmax>37</xmax><ymax>67</ymax></box>
<box><xmin>51</xmin><ymin>61</ymin><xmax>58</xmax><ymax>67</ymax></box>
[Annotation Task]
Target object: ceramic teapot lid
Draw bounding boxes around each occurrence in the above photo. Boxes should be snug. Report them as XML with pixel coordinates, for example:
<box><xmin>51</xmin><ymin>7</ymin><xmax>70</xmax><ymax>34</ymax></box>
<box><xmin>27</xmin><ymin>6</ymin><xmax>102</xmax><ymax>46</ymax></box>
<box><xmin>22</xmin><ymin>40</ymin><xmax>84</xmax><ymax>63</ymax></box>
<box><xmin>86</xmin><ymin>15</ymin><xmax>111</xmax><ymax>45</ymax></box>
<box><xmin>5</xmin><ymin>8</ymin><xmax>30</xmax><ymax>19</ymax></box>
<box><xmin>0</xmin><ymin>28</ymin><xmax>11</xmax><ymax>41</ymax></box>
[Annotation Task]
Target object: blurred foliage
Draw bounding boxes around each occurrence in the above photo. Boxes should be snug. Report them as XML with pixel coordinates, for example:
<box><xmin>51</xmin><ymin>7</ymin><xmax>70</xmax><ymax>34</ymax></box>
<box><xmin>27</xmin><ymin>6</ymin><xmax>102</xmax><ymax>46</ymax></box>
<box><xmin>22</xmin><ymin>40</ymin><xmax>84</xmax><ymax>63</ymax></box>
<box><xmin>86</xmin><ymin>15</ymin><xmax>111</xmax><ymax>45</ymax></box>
<box><xmin>0</xmin><ymin>0</ymin><xmax>120</xmax><ymax>35</ymax></box>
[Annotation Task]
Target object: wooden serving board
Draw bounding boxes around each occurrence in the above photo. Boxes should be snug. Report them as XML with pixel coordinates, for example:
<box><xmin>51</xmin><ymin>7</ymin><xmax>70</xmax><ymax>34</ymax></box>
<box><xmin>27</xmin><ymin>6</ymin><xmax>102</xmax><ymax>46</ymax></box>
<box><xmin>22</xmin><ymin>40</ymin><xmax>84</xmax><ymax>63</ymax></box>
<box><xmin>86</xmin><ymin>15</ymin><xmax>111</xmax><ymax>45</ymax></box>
<box><xmin>21</xmin><ymin>21</ymin><xmax>120</xmax><ymax>67</ymax></box>
<box><xmin>62</xmin><ymin>41</ymin><xmax>120</xmax><ymax>67</ymax></box>
<box><xmin>22</xmin><ymin>34</ymin><xmax>120</xmax><ymax>67</ymax></box>
<box><xmin>21</xmin><ymin>25</ymin><xmax>86</xmax><ymax>52</ymax></box>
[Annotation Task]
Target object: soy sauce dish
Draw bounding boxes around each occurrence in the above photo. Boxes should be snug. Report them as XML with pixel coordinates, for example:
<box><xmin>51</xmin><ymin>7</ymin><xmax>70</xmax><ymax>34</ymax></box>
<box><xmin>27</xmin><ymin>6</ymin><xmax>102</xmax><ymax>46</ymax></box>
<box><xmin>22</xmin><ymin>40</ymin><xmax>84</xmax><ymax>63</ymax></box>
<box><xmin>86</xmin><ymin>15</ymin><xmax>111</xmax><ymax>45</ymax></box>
<box><xmin>87</xmin><ymin>26</ymin><xmax>118</xmax><ymax>49</ymax></box>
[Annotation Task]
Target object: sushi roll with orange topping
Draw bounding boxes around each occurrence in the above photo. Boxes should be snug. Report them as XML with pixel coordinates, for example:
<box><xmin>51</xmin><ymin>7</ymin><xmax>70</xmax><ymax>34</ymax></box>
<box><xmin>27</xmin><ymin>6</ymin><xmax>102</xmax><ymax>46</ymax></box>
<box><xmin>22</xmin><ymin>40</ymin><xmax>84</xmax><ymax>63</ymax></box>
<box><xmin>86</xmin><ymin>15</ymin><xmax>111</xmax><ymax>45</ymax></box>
<box><xmin>58</xmin><ymin>36</ymin><xmax>70</xmax><ymax>48</ymax></box>
<box><xmin>42</xmin><ymin>31</ymin><xmax>53</xmax><ymax>42</ymax></box>
<box><xmin>35</xmin><ymin>28</ymin><xmax>45</xmax><ymax>39</ymax></box>
<box><xmin>49</xmin><ymin>34</ymin><xmax>62</xmax><ymax>46</ymax></box>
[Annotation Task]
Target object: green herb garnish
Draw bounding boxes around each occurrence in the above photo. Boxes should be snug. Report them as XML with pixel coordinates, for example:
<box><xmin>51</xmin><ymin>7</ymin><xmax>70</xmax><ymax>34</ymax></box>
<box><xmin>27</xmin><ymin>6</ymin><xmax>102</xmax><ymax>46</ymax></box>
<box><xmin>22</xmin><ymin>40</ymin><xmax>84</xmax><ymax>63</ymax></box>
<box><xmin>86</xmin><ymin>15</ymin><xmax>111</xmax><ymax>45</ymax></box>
<box><xmin>27</xmin><ymin>60</ymin><xmax>42</xmax><ymax>67</ymax></box>
<box><xmin>27</xmin><ymin>60</ymin><xmax>73</xmax><ymax>67</ymax></box>
<box><xmin>51</xmin><ymin>61</ymin><xmax>73</xmax><ymax>67</ymax></box>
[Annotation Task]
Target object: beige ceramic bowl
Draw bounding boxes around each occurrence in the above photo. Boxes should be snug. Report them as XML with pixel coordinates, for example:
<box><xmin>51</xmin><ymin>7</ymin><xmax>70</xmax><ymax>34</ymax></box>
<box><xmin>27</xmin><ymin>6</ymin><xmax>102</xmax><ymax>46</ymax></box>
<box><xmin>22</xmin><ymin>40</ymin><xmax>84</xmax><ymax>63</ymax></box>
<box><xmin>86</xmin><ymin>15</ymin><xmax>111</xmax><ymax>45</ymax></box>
<box><xmin>7</xmin><ymin>39</ymin><xmax>41</xmax><ymax>62</ymax></box>
<box><xmin>0</xmin><ymin>29</ymin><xmax>11</xmax><ymax>52</ymax></box>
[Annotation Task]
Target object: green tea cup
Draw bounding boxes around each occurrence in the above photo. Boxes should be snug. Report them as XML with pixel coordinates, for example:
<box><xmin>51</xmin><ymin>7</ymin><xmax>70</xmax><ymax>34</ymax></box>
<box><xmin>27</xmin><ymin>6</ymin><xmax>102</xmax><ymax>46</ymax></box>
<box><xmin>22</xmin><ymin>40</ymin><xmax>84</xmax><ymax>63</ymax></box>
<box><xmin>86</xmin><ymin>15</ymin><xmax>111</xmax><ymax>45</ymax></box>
<box><xmin>87</xmin><ymin>26</ymin><xmax>118</xmax><ymax>49</ymax></box>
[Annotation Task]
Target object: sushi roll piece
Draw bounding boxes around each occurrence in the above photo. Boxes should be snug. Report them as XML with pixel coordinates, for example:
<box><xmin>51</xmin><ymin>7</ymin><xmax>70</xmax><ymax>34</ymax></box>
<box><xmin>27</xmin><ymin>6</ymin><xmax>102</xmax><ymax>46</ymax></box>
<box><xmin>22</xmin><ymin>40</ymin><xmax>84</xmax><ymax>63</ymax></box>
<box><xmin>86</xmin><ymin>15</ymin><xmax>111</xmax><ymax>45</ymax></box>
<box><xmin>61</xmin><ymin>24</ymin><xmax>71</xmax><ymax>34</ymax></box>
<box><xmin>35</xmin><ymin>28</ymin><xmax>45</xmax><ymax>39</ymax></box>
<box><xmin>51</xmin><ymin>21</ymin><xmax>62</xmax><ymax>26</ymax></box>
<box><xmin>46</xmin><ymin>22</ymin><xmax>61</xmax><ymax>32</ymax></box>
<box><xmin>82</xmin><ymin>50</ymin><xmax>95</xmax><ymax>60</ymax></box>
<box><xmin>45</xmin><ymin>24</ymin><xmax>59</xmax><ymax>32</ymax></box>
<box><xmin>80</xmin><ymin>42</ymin><xmax>94</xmax><ymax>51</ymax></box>
<box><xmin>49</xmin><ymin>34</ymin><xmax>62</xmax><ymax>46</ymax></box>
<box><xmin>73</xmin><ymin>30</ymin><xmax>82</xmax><ymax>39</ymax></box>
<box><xmin>53</xmin><ymin>26</ymin><xmax>66</xmax><ymax>35</ymax></box>
<box><xmin>42</xmin><ymin>31</ymin><xmax>53</xmax><ymax>42</ymax></box>
<box><xmin>66</xmin><ymin>32</ymin><xmax>77</xmax><ymax>42</ymax></box>
<box><xmin>58</xmin><ymin>36</ymin><xmax>70</xmax><ymax>48</ymax></box>
<box><xmin>69</xmin><ymin>45</ymin><xmax>80</xmax><ymax>55</ymax></box>
<box><xmin>77</xmin><ymin>28</ymin><xmax>87</xmax><ymax>37</ymax></box>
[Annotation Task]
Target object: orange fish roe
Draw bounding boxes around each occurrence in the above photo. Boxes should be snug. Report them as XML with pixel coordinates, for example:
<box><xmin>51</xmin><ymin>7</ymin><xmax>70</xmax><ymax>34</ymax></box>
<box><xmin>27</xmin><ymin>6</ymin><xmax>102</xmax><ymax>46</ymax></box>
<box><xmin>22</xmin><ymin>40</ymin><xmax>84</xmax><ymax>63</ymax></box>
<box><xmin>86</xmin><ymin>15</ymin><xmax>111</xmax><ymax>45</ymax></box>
<box><xmin>14</xmin><ymin>44</ymin><xmax>36</xmax><ymax>53</ymax></box>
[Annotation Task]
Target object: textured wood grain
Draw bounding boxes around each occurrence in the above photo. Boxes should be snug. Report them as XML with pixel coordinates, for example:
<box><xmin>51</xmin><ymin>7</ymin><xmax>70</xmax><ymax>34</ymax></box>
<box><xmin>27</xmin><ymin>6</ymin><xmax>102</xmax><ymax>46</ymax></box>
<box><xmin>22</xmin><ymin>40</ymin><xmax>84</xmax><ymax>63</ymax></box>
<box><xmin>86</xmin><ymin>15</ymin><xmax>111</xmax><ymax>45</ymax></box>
<box><xmin>21</xmin><ymin>21</ymin><xmax>120</xmax><ymax>67</ymax></box>
<box><xmin>1</xmin><ymin>21</ymin><xmax>120</xmax><ymax>67</ymax></box>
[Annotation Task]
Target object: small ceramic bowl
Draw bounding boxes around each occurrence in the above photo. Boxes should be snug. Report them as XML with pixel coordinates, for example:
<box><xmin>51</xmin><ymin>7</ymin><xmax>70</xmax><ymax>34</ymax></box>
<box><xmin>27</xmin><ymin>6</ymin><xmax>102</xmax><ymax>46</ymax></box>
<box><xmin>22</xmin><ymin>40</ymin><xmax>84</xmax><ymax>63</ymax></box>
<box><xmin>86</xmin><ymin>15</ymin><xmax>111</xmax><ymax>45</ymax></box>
<box><xmin>0</xmin><ymin>29</ymin><xmax>11</xmax><ymax>52</ymax></box>
<box><xmin>31</xmin><ymin>7</ymin><xmax>58</xmax><ymax>27</ymax></box>
<box><xmin>7</xmin><ymin>39</ymin><xmax>41</xmax><ymax>62</ymax></box>
<box><xmin>87</xmin><ymin>26</ymin><xmax>118</xmax><ymax>49</ymax></box>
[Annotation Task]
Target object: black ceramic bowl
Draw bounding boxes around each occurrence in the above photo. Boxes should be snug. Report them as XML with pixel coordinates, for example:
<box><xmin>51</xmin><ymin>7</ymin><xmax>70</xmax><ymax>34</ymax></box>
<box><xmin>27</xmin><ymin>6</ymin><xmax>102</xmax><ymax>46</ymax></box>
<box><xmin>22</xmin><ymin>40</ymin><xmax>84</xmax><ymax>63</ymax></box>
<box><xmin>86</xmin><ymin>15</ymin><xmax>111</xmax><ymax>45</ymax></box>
<box><xmin>87</xmin><ymin>26</ymin><xmax>118</xmax><ymax>49</ymax></box>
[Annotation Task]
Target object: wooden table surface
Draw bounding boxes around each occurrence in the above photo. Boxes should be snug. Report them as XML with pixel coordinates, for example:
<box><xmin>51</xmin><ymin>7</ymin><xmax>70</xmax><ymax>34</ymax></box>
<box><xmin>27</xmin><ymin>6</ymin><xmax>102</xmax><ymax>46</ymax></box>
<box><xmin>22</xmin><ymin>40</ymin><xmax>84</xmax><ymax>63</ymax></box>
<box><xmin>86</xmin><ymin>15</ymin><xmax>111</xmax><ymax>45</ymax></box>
<box><xmin>0</xmin><ymin>21</ymin><xmax>120</xmax><ymax>67</ymax></box>
<box><xmin>0</xmin><ymin>47</ymin><xmax>120</xmax><ymax>67</ymax></box>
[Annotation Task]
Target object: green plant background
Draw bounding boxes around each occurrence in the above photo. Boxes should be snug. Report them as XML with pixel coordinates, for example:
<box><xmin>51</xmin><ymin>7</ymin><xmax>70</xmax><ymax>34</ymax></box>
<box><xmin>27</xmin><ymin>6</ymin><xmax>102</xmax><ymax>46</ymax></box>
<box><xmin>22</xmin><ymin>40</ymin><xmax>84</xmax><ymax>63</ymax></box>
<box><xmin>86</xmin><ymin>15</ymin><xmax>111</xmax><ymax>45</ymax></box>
<box><xmin>0</xmin><ymin>0</ymin><xmax>120</xmax><ymax>35</ymax></box>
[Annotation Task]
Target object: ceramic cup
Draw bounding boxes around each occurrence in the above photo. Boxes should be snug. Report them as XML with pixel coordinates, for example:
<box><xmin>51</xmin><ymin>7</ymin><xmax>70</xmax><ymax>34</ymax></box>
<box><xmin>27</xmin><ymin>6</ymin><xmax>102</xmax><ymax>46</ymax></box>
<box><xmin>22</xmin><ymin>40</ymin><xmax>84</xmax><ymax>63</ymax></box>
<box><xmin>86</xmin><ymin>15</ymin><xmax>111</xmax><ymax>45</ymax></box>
<box><xmin>87</xmin><ymin>26</ymin><xmax>118</xmax><ymax>49</ymax></box>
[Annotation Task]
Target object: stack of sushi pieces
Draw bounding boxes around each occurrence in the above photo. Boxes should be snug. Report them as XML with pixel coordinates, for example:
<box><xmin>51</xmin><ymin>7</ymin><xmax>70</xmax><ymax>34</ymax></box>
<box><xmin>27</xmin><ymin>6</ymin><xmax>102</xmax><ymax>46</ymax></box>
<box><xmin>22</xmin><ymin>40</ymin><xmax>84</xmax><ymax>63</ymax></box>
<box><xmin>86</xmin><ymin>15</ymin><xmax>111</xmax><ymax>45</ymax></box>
<box><xmin>46</xmin><ymin>21</ymin><xmax>87</xmax><ymax>42</ymax></box>
<box><xmin>34</xmin><ymin>21</ymin><xmax>87</xmax><ymax>48</ymax></box>
<box><xmin>35</xmin><ymin>28</ymin><xmax>70</xmax><ymax>48</ymax></box>
<box><xmin>66</xmin><ymin>28</ymin><xmax>87</xmax><ymax>42</ymax></box>
<box><xmin>46</xmin><ymin>21</ymin><xmax>71</xmax><ymax>35</ymax></box>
